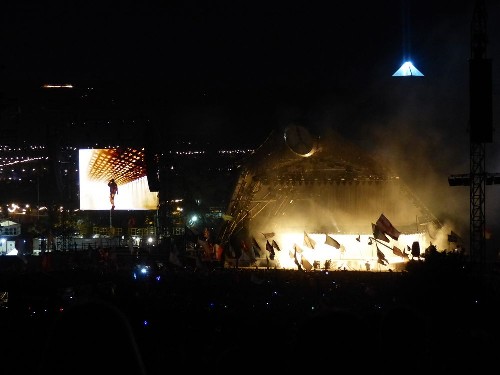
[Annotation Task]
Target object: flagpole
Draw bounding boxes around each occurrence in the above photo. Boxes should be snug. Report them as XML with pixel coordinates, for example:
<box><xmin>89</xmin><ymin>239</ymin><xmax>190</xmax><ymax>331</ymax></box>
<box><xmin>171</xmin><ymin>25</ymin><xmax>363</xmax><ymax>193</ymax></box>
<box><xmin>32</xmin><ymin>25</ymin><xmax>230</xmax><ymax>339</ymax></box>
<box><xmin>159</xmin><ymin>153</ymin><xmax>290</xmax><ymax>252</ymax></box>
<box><xmin>368</xmin><ymin>236</ymin><xmax>393</xmax><ymax>250</ymax></box>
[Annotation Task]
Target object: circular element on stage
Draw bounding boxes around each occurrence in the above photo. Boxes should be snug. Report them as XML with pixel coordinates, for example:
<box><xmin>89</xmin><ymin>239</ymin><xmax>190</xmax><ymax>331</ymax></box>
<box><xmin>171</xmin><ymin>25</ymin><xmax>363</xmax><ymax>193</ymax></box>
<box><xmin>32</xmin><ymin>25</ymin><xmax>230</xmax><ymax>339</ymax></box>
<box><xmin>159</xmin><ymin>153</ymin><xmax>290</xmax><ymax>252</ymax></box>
<box><xmin>284</xmin><ymin>125</ymin><xmax>316</xmax><ymax>157</ymax></box>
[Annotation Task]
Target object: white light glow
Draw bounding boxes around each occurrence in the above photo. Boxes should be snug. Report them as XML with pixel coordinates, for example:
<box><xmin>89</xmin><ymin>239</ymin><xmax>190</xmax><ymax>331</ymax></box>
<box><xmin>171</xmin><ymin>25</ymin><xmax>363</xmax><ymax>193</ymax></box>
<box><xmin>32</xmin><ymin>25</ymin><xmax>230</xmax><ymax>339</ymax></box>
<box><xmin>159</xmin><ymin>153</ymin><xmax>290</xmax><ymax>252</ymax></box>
<box><xmin>392</xmin><ymin>61</ymin><xmax>424</xmax><ymax>77</ymax></box>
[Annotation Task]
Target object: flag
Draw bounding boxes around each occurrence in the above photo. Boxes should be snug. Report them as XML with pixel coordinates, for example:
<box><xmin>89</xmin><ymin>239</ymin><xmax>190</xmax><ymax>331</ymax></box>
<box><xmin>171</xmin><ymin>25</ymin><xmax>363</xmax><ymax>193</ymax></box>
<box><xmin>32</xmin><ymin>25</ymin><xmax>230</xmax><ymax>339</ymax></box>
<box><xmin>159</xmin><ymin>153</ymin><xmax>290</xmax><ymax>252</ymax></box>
<box><xmin>253</xmin><ymin>244</ymin><xmax>261</xmax><ymax>258</ymax></box>
<box><xmin>392</xmin><ymin>245</ymin><xmax>404</xmax><ymax>258</ymax></box>
<box><xmin>448</xmin><ymin>231</ymin><xmax>460</xmax><ymax>242</ymax></box>
<box><xmin>324</xmin><ymin>234</ymin><xmax>341</xmax><ymax>249</ymax></box>
<box><xmin>262</xmin><ymin>232</ymin><xmax>275</xmax><ymax>239</ymax></box>
<box><xmin>303</xmin><ymin>232</ymin><xmax>316</xmax><ymax>249</ymax></box>
<box><xmin>294</xmin><ymin>243</ymin><xmax>303</xmax><ymax>254</ymax></box>
<box><xmin>240</xmin><ymin>240</ymin><xmax>255</xmax><ymax>261</ymax></box>
<box><xmin>376</xmin><ymin>214</ymin><xmax>401</xmax><ymax>241</ymax></box>
<box><xmin>252</xmin><ymin>237</ymin><xmax>262</xmax><ymax>252</ymax></box>
<box><xmin>272</xmin><ymin>240</ymin><xmax>281</xmax><ymax>251</ymax></box>
<box><xmin>301</xmin><ymin>257</ymin><xmax>313</xmax><ymax>271</ymax></box>
<box><xmin>214</xmin><ymin>244</ymin><xmax>224</xmax><ymax>261</ymax></box>
<box><xmin>266</xmin><ymin>240</ymin><xmax>274</xmax><ymax>253</ymax></box>
<box><xmin>377</xmin><ymin>246</ymin><xmax>389</xmax><ymax>266</ymax></box>
<box><xmin>266</xmin><ymin>240</ymin><xmax>275</xmax><ymax>259</ymax></box>
<box><xmin>372</xmin><ymin>223</ymin><xmax>390</xmax><ymax>242</ymax></box>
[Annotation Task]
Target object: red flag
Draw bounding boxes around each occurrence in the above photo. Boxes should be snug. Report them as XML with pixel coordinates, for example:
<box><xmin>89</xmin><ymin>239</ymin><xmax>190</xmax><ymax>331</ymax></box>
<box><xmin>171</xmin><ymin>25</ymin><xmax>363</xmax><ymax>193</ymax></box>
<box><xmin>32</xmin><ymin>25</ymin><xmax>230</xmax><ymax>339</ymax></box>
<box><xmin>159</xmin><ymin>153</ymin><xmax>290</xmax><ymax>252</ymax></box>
<box><xmin>324</xmin><ymin>234</ymin><xmax>341</xmax><ymax>249</ymax></box>
<box><xmin>215</xmin><ymin>244</ymin><xmax>224</xmax><ymax>261</ymax></box>
<box><xmin>372</xmin><ymin>223</ymin><xmax>389</xmax><ymax>242</ymax></box>
<box><xmin>376</xmin><ymin>214</ymin><xmax>401</xmax><ymax>241</ymax></box>
<box><xmin>303</xmin><ymin>232</ymin><xmax>316</xmax><ymax>249</ymax></box>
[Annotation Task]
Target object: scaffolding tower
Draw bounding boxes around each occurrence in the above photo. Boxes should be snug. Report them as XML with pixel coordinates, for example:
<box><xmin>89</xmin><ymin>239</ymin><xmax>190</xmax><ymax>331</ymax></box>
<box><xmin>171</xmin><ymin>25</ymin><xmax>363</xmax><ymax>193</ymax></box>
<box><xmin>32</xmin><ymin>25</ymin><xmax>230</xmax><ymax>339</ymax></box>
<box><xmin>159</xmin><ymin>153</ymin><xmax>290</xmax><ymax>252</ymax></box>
<box><xmin>449</xmin><ymin>0</ymin><xmax>497</xmax><ymax>271</ymax></box>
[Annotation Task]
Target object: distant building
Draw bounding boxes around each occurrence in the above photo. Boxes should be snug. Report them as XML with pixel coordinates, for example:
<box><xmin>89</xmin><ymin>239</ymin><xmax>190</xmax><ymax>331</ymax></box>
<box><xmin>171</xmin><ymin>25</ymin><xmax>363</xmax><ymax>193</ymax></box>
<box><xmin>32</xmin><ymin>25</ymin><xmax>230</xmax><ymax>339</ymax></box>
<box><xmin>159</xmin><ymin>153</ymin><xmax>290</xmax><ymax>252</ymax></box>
<box><xmin>0</xmin><ymin>219</ymin><xmax>20</xmax><ymax>255</ymax></box>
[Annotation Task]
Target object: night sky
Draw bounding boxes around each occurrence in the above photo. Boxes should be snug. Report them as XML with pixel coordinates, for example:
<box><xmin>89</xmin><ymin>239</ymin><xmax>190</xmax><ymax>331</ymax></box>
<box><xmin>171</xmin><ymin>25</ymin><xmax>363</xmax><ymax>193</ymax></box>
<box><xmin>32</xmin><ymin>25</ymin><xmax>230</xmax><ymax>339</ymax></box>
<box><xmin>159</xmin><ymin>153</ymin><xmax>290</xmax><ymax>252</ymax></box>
<box><xmin>2</xmin><ymin>0</ymin><xmax>500</xmax><ymax>249</ymax></box>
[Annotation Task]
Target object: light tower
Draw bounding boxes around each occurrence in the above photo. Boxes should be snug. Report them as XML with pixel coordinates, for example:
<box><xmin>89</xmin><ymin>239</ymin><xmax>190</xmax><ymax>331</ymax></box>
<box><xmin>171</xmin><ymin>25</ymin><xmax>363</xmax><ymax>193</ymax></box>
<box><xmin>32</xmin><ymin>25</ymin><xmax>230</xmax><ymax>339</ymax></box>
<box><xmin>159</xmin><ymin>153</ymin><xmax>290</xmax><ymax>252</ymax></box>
<box><xmin>448</xmin><ymin>0</ymin><xmax>498</xmax><ymax>271</ymax></box>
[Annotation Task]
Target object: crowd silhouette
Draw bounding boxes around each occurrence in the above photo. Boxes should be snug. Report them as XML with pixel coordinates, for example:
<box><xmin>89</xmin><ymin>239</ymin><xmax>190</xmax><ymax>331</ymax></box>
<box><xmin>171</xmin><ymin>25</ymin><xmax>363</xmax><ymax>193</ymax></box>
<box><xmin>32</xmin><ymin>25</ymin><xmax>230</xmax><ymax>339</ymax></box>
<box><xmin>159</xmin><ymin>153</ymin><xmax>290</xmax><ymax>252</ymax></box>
<box><xmin>0</xmin><ymin>247</ymin><xmax>499</xmax><ymax>374</ymax></box>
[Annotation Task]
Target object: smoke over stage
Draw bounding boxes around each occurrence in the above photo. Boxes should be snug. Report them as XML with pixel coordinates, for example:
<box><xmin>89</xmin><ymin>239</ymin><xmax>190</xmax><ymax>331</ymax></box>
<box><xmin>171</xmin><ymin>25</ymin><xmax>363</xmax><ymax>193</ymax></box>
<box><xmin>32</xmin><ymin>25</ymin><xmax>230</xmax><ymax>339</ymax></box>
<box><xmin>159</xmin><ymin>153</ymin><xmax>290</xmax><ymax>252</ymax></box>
<box><xmin>214</xmin><ymin>126</ymin><xmax>450</xmax><ymax>271</ymax></box>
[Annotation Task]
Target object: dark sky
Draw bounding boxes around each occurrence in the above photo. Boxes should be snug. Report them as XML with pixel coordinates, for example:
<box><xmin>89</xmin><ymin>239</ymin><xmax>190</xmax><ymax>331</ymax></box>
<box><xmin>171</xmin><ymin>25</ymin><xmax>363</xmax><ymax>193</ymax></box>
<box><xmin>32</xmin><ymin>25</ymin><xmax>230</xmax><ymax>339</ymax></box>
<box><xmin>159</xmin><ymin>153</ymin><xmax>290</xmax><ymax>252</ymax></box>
<box><xmin>2</xmin><ymin>0</ymin><xmax>500</xmax><ymax>247</ymax></box>
<box><xmin>2</xmin><ymin>1</ymin><xmax>497</xmax><ymax>138</ymax></box>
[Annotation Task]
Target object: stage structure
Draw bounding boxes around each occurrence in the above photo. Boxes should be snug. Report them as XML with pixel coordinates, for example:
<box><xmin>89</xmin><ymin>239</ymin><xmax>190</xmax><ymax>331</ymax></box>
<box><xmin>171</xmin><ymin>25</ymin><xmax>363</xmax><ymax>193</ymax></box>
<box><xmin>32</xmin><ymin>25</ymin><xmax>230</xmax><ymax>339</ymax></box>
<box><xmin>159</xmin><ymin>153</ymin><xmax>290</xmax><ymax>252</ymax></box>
<box><xmin>217</xmin><ymin>125</ymin><xmax>442</xmax><ymax>270</ymax></box>
<box><xmin>448</xmin><ymin>0</ymin><xmax>498</xmax><ymax>271</ymax></box>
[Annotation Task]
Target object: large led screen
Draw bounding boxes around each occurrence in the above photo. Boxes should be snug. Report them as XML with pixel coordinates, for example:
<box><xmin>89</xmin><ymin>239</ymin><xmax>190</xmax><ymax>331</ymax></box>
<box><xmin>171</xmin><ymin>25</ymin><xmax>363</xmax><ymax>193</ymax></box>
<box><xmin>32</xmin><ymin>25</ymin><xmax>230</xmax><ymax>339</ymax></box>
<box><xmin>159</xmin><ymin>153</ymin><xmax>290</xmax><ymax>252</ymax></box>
<box><xmin>79</xmin><ymin>148</ymin><xmax>158</xmax><ymax>210</ymax></box>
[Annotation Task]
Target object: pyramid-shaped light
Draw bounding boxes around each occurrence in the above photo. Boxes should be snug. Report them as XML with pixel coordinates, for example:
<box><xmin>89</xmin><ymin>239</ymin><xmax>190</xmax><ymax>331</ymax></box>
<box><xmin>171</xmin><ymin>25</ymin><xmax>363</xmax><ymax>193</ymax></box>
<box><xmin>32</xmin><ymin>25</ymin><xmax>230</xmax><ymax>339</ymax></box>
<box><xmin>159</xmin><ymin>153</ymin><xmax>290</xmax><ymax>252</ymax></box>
<box><xmin>392</xmin><ymin>61</ymin><xmax>424</xmax><ymax>77</ymax></box>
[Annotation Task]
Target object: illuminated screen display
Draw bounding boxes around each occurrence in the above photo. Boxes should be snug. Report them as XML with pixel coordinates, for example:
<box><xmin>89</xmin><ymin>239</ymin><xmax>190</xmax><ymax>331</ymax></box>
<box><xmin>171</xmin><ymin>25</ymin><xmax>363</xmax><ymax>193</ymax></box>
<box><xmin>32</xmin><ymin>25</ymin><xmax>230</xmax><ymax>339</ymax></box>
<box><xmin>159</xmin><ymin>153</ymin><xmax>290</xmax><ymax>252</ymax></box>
<box><xmin>79</xmin><ymin>148</ymin><xmax>158</xmax><ymax>210</ymax></box>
